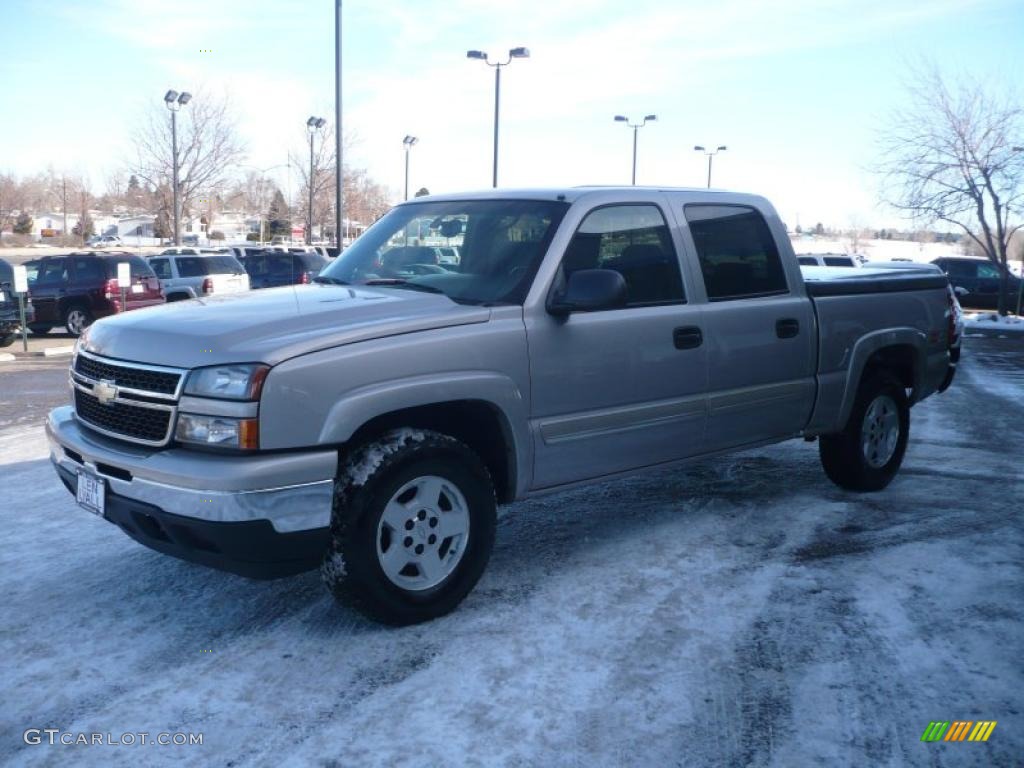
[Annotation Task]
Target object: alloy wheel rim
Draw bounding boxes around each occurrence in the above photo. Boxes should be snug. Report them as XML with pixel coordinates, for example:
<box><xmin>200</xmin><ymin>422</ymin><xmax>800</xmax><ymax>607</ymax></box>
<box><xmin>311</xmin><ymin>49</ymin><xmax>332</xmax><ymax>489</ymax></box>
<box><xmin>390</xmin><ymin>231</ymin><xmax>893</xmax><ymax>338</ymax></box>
<box><xmin>861</xmin><ymin>394</ymin><xmax>900</xmax><ymax>468</ymax></box>
<box><xmin>375</xmin><ymin>475</ymin><xmax>470</xmax><ymax>591</ymax></box>
<box><xmin>67</xmin><ymin>310</ymin><xmax>86</xmax><ymax>335</ymax></box>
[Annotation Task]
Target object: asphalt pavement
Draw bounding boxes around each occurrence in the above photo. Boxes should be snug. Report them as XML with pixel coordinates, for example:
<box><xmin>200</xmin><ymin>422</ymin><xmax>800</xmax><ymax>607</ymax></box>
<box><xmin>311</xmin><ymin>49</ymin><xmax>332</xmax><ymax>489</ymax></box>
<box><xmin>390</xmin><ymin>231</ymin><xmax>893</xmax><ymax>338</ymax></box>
<box><xmin>1</xmin><ymin>335</ymin><xmax>1021</xmax><ymax>767</ymax></box>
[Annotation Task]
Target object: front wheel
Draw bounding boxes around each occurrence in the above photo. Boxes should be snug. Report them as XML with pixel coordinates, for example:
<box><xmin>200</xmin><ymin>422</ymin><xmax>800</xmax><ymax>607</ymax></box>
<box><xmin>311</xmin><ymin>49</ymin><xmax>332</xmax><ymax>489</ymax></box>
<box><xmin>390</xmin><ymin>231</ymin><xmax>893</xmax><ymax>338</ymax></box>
<box><xmin>819</xmin><ymin>372</ymin><xmax>909</xmax><ymax>492</ymax></box>
<box><xmin>321</xmin><ymin>429</ymin><xmax>496</xmax><ymax>625</ymax></box>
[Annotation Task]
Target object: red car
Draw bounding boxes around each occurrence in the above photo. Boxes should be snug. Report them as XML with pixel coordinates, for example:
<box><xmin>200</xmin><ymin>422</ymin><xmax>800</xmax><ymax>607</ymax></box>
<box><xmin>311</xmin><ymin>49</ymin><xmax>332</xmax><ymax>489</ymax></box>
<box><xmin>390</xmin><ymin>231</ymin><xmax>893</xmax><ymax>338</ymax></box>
<box><xmin>28</xmin><ymin>251</ymin><xmax>165</xmax><ymax>337</ymax></box>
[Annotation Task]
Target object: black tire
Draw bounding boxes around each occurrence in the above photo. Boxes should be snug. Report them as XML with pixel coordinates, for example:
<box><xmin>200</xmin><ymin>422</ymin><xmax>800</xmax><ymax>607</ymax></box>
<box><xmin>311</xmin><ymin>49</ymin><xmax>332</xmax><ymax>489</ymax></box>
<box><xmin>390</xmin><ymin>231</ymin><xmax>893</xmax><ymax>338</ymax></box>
<box><xmin>28</xmin><ymin>325</ymin><xmax>51</xmax><ymax>336</ymax></box>
<box><xmin>63</xmin><ymin>305</ymin><xmax>93</xmax><ymax>337</ymax></box>
<box><xmin>0</xmin><ymin>333</ymin><xmax>14</xmax><ymax>348</ymax></box>
<box><xmin>321</xmin><ymin>429</ymin><xmax>496</xmax><ymax>625</ymax></box>
<box><xmin>819</xmin><ymin>372</ymin><xmax>910</xmax><ymax>492</ymax></box>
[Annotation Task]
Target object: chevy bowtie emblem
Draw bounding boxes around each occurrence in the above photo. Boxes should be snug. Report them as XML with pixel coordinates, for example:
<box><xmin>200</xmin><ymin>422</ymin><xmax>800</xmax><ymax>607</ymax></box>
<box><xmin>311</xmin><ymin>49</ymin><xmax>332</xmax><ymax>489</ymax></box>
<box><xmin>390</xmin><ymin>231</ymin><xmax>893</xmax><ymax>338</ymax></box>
<box><xmin>94</xmin><ymin>379</ymin><xmax>118</xmax><ymax>406</ymax></box>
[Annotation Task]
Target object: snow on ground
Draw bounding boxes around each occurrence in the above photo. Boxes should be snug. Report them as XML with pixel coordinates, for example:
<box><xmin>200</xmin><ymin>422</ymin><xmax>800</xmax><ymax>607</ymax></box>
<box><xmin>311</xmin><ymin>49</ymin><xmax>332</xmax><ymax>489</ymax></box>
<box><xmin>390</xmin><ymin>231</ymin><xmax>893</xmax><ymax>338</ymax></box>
<box><xmin>964</xmin><ymin>312</ymin><xmax>1024</xmax><ymax>333</ymax></box>
<box><xmin>2</xmin><ymin>340</ymin><xmax>1022</xmax><ymax>767</ymax></box>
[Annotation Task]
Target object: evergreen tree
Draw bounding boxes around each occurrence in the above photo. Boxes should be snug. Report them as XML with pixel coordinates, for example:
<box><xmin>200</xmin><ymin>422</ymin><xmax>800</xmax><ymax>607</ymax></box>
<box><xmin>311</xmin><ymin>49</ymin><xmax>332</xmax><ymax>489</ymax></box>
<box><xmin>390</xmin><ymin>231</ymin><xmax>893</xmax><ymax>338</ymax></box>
<box><xmin>267</xmin><ymin>190</ymin><xmax>291</xmax><ymax>237</ymax></box>
<box><xmin>153</xmin><ymin>209</ymin><xmax>172</xmax><ymax>240</ymax></box>
<box><xmin>73</xmin><ymin>211</ymin><xmax>95</xmax><ymax>240</ymax></box>
<box><xmin>13</xmin><ymin>212</ymin><xmax>33</xmax><ymax>234</ymax></box>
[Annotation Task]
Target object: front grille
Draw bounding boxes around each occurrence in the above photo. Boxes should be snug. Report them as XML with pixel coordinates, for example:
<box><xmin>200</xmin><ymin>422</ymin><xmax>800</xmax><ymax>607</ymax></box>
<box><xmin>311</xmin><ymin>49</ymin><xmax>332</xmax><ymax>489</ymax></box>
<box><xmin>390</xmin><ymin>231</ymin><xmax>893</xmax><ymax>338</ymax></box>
<box><xmin>74</xmin><ymin>388</ymin><xmax>172</xmax><ymax>443</ymax></box>
<box><xmin>74</xmin><ymin>354</ymin><xmax>181</xmax><ymax>395</ymax></box>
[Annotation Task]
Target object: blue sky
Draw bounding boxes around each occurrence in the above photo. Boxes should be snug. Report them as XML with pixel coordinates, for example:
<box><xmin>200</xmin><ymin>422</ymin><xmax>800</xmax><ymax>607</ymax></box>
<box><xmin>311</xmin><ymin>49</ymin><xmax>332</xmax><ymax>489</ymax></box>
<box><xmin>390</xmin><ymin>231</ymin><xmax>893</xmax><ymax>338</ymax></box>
<box><xmin>1</xmin><ymin>0</ymin><xmax>1021</xmax><ymax>228</ymax></box>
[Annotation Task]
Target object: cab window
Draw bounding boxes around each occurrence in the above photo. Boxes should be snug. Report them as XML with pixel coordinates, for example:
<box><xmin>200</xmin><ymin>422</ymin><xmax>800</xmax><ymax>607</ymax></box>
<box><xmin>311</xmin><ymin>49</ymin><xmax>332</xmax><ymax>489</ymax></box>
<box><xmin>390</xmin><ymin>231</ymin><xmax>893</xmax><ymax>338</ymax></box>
<box><xmin>561</xmin><ymin>204</ymin><xmax>684</xmax><ymax>306</ymax></box>
<box><xmin>685</xmin><ymin>205</ymin><xmax>788</xmax><ymax>301</ymax></box>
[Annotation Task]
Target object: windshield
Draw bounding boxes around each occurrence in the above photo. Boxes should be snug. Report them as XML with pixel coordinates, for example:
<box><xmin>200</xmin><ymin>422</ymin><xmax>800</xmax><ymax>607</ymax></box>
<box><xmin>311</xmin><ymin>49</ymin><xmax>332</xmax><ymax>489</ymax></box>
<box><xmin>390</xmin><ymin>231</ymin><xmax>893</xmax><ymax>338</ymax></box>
<box><xmin>319</xmin><ymin>199</ymin><xmax>569</xmax><ymax>305</ymax></box>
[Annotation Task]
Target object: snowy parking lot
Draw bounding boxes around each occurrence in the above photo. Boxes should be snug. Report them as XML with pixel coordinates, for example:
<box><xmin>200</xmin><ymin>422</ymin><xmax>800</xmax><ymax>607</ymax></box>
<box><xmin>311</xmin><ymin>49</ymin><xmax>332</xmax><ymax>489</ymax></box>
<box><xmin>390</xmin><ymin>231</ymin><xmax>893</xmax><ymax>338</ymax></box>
<box><xmin>2</xmin><ymin>338</ymin><xmax>1022</xmax><ymax>767</ymax></box>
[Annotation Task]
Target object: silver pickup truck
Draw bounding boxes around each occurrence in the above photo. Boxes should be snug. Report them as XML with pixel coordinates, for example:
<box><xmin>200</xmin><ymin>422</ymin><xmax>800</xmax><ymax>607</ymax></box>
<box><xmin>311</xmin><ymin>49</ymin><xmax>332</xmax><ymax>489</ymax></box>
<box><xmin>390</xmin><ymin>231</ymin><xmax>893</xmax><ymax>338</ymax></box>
<box><xmin>46</xmin><ymin>188</ymin><xmax>958</xmax><ymax>624</ymax></box>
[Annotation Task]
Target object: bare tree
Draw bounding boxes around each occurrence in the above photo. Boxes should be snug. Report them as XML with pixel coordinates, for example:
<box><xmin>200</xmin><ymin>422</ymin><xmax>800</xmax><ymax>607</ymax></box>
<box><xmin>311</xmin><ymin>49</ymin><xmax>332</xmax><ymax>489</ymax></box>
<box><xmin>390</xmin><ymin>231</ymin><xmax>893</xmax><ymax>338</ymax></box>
<box><xmin>130</xmin><ymin>89</ymin><xmax>246</xmax><ymax>239</ymax></box>
<box><xmin>0</xmin><ymin>173</ymin><xmax>21</xmax><ymax>233</ymax></box>
<box><xmin>879</xmin><ymin>65</ymin><xmax>1024</xmax><ymax>314</ymax></box>
<box><xmin>290</xmin><ymin>129</ymin><xmax>393</xmax><ymax>242</ymax></box>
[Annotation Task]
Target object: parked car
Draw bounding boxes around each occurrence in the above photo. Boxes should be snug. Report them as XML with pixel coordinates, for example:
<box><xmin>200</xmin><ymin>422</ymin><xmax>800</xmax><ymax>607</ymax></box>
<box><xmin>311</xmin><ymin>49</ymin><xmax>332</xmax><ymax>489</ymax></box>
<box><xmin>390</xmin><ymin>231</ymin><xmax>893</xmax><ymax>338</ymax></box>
<box><xmin>86</xmin><ymin>235</ymin><xmax>123</xmax><ymax>248</ymax></box>
<box><xmin>241</xmin><ymin>249</ymin><xmax>328</xmax><ymax>288</ymax></box>
<box><xmin>931</xmin><ymin>256</ymin><xmax>1024</xmax><ymax>310</ymax></box>
<box><xmin>434</xmin><ymin>246</ymin><xmax>460</xmax><ymax>266</ymax></box>
<box><xmin>27</xmin><ymin>251</ymin><xmax>164</xmax><ymax>336</ymax></box>
<box><xmin>797</xmin><ymin>253</ymin><xmax>860</xmax><ymax>267</ymax></box>
<box><xmin>147</xmin><ymin>251</ymin><xmax>250</xmax><ymax>301</ymax></box>
<box><xmin>0</xmin><ymin>258</ymin><xmax>35</xmax><ymax>346</ymax></box>
<box><xmin>47</xmin><ymin>187</ymin><xmax>959</xmax><ymax>625</ymax></box>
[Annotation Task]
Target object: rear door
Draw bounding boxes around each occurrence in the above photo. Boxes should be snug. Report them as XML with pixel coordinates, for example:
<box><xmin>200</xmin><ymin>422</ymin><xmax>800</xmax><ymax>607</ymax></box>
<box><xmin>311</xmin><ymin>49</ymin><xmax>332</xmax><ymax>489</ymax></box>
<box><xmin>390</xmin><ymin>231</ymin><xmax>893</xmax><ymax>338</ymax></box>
<box><xmin>28</xmin><ymin>258</ymin><xmax>68</xmax><ymax>325</ymax></box>
<box><xmin>681</xmin><ymin>204</ymin><xmax>815</xmax><ymax>451</ymax></box>
<box><xmin>68</xmin><ymin>255</ymin><xmax>106</xmax><ymax>314</ymax></box>
<box><xmin>244</xmin><ymin>252</ymin><xmax>270</xmax><ymax>288</ymax></box>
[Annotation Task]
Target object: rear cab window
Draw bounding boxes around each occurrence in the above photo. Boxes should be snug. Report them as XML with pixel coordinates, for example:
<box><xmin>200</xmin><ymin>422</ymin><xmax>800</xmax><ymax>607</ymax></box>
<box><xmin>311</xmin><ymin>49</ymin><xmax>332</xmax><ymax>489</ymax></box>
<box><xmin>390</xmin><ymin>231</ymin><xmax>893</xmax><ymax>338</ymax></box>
<box><xmin>684</xmin><ymin>204</ymin><xmax>788</xmax><ymax>301</ymax></box>
<box><xmin>823</xmin><ymin>256</ymin><xmax>855</xmax><ymax>267</ymax></box>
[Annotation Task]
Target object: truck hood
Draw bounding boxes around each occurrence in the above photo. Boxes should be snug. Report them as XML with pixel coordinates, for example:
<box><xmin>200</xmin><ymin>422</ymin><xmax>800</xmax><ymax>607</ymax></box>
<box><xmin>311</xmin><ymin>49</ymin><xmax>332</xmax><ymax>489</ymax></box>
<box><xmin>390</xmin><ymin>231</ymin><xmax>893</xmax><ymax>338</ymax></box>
<box><xmin>82</xmin><ymin>284</ymin><xmax>492</xmax><ymax>368</ymax></box>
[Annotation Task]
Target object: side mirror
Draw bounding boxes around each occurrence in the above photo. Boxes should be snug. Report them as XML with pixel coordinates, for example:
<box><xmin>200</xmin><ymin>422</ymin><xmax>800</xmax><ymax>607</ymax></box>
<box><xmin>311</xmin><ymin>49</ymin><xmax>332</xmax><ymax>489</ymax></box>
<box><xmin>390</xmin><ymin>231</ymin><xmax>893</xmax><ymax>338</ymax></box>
<box><xmin>548</xmin><ymin>269</ymin><xmax>627</xmax><ymax>316</ymax></box>
<box><xmin>953</xmin><ymin>286</ymin><xmax>969</xmax><ymax>297</ymax></box>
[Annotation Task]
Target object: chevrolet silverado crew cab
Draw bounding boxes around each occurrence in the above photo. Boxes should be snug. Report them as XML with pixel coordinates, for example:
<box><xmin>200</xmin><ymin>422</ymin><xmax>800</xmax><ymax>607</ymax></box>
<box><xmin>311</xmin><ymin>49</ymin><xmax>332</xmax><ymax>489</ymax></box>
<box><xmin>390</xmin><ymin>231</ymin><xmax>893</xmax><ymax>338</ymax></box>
<box><xmin>46</xmin><ymin>188</ymin><xmax>958</xmax><ymax>624</ymax></box>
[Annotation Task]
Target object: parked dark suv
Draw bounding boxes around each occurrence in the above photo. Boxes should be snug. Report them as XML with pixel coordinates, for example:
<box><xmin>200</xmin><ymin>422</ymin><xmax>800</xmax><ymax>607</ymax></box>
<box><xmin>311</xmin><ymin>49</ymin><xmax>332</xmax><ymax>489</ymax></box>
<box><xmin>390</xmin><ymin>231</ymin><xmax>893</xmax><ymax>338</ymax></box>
<box><xmin>241</xmin><ymin>249</ymin><xmax>328</xmax><ymax>289</ymax></box>
<box><xmin>931</xmin><ymin>256</ymin><xmax>1023</xmax><ymax>310</ymax></box>
<box><xmin>0</xmin><ymin>258</ymin><xmax>36</xmax><ymax>347</ymax></box>
<box><xmin>28</xmin><ymin>251</ymin><xmax>164</xmax><ymax>336</ymax></box>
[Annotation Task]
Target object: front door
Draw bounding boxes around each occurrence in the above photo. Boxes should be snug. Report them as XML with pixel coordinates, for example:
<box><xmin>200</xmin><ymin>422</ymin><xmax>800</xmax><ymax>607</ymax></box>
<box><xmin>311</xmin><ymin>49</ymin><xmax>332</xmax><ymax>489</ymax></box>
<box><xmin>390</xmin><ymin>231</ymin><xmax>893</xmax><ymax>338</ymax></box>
<box><xmin>526</xmin><ymin>202</ymin><xmax>707</xmax><ymax>489</ymax></box>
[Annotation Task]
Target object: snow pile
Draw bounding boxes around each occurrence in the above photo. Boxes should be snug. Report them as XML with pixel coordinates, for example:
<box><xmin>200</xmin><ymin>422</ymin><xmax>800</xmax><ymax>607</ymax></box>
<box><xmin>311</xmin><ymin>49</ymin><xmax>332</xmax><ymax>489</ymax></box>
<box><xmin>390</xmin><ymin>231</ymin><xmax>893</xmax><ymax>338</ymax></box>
<box><xmin>963</xmin><ymin>312</ymin><xmax>1024</xmax><ymax>332</ymax></box>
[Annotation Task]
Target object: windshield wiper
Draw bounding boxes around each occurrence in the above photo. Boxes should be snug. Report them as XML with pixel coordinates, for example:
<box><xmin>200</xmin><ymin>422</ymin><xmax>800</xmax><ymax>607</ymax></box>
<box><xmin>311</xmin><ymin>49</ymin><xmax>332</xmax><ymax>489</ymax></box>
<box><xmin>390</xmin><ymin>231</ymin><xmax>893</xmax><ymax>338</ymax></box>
<box><xmin>363</xmin><ymin>278</ymin><xmax>445</xmax><ymax>295</ymax></box>
<box><xmin>313</xmin><ymin>275</ymin><xmax>350</xmax><ymax>285</ymax></box>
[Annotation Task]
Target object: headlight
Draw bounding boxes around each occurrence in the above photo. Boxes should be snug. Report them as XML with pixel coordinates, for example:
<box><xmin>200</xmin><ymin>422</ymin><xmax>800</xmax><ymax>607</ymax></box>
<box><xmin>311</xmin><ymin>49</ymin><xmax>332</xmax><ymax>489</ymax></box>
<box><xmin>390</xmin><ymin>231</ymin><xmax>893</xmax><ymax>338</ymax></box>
<box><xmin>176</xmin><ymin>414</ymin><xmax>259</xmax><ymax>449</ymax></box>
<box><xmin>184</xmin><ymin>364</ymin><xmax>269</xmax><ymax>400</ymax></box>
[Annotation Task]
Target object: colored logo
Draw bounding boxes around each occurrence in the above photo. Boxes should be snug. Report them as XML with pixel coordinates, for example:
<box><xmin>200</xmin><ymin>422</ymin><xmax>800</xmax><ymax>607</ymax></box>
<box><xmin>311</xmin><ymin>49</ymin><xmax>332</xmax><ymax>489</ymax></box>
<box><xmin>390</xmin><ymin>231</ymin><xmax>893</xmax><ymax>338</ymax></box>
<box><xmin>921</xmin><ymin>721</ymin><xmax>997</xmax><ymax>742</ymax></box>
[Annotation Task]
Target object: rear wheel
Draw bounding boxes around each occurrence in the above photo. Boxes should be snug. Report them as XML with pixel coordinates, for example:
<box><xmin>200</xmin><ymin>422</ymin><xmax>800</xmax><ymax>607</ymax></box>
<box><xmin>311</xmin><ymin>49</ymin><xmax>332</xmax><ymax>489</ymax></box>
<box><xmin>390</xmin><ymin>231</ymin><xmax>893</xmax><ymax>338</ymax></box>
<box><xmin>819</xmin><ymin>372</ymin><xmax>909</xmax><ymax>492</ymax></box>
<box><xmin>321</xmin><ymin>429</ymin><xmax>496</xmax><ymax>625</ymax></box>
<box><xmin>63</xmin><ymin>306</ymin><xmax>93</xmax><ymax>337</ymax></box>
<box><xmin>0</xmin><ymin>333</ymin><xmax>14</xmax><ymax>348</ymax></box>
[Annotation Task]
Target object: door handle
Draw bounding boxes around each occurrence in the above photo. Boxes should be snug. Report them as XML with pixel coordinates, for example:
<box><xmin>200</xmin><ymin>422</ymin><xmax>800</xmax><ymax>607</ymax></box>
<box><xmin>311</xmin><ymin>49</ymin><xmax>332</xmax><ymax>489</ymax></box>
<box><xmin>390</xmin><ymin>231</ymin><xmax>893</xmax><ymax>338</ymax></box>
<box><xmin>776</xmin><ymin>318</ymin><xmax>799</xmax><ymax>339</ymax></box>
<box><xmin>673</xmin><ymin>326</ymin><xmax>703</xmax><ymax>350</ymax></box>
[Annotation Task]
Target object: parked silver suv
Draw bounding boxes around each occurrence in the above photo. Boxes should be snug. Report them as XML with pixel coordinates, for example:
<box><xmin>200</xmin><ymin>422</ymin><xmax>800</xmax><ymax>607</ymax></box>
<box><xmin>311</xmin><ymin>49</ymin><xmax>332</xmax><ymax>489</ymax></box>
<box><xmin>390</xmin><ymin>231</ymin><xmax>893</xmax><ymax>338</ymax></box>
<box><xmin>148</xmin><ymin>249</ymin><xmax>250</xmax><ymax>301</ymax></box>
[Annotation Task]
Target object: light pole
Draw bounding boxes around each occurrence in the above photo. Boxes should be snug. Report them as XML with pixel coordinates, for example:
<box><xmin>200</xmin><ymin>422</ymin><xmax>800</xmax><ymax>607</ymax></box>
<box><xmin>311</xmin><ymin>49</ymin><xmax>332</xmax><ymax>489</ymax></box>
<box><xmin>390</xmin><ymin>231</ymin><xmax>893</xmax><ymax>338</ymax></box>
<box><xmin>694</xmin><ymin>145</ymin><xmax>727</xmax><ymax>188</ymax></box>
<box><xmin>402</xmin><ymin>135</ymin><xmax>418</xmax><ymax>201</ymax></box>
<box><xmin>467</xmin><ymin>46</ymin><xmax>530</xmax><ymax>188</ymax></box>
<box><xmin>614</xmin><ymin>114</ymin><xmax>657</xmax><ymax>185</ymax></box>
<box><xmin>306</xmin><ymin>116</ymin><xmax>327</xmax><ymax>245</ymax></box>
<box><xmin>335</xmin><ymin>0</ymin><xmax>344</xmax><ymax>249</ymax></box>
<box><xmin>163</xmin><ymin>90</ymin><xmax>192</xmax><ymax>245</ymax></box>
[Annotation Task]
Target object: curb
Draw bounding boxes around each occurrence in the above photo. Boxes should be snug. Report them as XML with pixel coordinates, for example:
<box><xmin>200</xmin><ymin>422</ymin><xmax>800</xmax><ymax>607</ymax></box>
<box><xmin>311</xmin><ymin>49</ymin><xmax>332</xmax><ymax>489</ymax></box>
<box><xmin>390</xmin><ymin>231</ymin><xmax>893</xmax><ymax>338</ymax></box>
<box><xmin>37</xmin><ymin>345</ymin><xmax>75</xmax><ymax>357</ymax></box>
<box><xmin>0</xmin><ymin>352</ymin><xmax>14</xmax><ymax>363</ymax></box>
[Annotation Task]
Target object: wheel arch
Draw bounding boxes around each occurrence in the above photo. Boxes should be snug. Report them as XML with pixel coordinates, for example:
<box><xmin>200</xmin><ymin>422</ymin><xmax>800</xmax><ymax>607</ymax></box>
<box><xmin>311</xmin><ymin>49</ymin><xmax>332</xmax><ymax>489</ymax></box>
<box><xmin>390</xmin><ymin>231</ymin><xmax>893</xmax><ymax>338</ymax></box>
<box><xmin>308</xmin><ymin>373</ymin><xmax>529</xmax><ymax>504</ymax></box>
<box><xmin>836</xmin><ymin>329</ymin><xmax>925</xmax><ymax>430</ymax></box>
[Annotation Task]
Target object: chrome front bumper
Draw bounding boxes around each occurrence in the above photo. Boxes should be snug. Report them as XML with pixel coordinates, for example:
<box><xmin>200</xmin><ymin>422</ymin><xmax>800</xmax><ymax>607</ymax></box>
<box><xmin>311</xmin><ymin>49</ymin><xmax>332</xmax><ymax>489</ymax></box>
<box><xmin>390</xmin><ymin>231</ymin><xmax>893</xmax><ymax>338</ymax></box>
<box><xmin>46</xmin><ymin>406</ymin><xmax>336</xmax><ymax>533</ymax></box>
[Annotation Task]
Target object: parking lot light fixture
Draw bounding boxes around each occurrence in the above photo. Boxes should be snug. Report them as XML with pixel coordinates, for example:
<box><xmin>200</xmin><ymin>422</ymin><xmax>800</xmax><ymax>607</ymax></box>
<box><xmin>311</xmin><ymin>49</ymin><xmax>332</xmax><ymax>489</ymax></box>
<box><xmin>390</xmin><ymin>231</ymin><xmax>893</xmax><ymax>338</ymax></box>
<box><xmin>402</xmin><ymin>136</ymin><xmax>419</xmax><ymax>201</ymax></box>
<box><xmin>306</xmin><ymin>116</ymin><xmax>327</xmax><ymax>245</ymax></box>
<box><xmin>164</xmin><ymin>88</ymin><xmax>192</xmax><ymax>245</ymax></box>
<box><xmin>695</xmin><ymin>144</ymin><xmax>728</xmax><ymax>188</ymax></box>
<box><xmin>615</xmin><ymin>114</ymin><xmax>657</xmax><ymax>185</ymax></box>
<box><xmin>467</xmin><ymin>46</ymin><xmax>530</xmax><ymax>187</ymax></box>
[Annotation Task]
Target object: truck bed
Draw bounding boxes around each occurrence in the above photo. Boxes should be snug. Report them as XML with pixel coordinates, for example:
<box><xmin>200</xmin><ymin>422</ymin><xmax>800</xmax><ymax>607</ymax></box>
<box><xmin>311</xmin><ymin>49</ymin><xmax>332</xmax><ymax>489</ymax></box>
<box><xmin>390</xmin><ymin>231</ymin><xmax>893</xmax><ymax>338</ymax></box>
<box><xmin>800</xmin><ymin>263</ymin><xmax>952</xmax><ymax>436</ymax></box>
